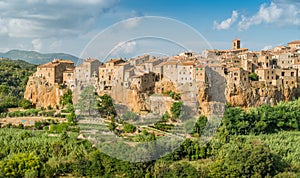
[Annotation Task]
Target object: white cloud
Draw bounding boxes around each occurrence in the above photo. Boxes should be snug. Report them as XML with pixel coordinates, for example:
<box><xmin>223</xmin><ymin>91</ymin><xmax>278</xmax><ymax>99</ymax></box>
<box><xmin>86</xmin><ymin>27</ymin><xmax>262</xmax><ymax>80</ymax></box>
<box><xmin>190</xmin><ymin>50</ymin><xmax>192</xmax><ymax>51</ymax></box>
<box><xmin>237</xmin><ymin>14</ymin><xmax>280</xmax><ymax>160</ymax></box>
<box><xmin>32</xmin><ymin>39</ymin><xmax>42</xmax><ymax>51</ymax></box>
<box><xmin>213</xmin><ymin>11</ymin><xmax>238</xmax><ymax>30</ymax></box>
<box><xmin>0</xmin><ymin>0</ymin><xmax>119</xmax><ymax>38</ymax></box>
<box><xmin>262</xmin><ymin>45</ymin><xmax>273</xmax><ymax>50</ymax></box>
<box><xmin>121</xmin><ymin>17</ymin><xmax>141</xmax><ymax>29</ymax></box>
<box><xmin>238</xmin><ymin>1</ymin><xmax>300</xmax><ymax>30</ymax></box>
<box><xmin>112</xmin><ymin>41</ymin><xmax>137</xmax><ymax>55</ymax></box>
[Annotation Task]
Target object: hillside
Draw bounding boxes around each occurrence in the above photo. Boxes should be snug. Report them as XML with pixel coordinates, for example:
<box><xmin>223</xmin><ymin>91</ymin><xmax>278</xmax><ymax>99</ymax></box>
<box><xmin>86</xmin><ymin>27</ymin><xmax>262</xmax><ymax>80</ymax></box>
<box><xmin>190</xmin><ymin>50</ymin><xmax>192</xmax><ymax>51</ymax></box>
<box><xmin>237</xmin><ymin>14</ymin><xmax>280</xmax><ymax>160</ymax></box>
<box><xmin>0</xmin><ymin>59</ymin><xmax>36</xmax><ymax>112</ymax></box>
<box><xmin>0</xmin><ymin>50</ymin><xmax>79</xmax><ymax>65</ymax></box>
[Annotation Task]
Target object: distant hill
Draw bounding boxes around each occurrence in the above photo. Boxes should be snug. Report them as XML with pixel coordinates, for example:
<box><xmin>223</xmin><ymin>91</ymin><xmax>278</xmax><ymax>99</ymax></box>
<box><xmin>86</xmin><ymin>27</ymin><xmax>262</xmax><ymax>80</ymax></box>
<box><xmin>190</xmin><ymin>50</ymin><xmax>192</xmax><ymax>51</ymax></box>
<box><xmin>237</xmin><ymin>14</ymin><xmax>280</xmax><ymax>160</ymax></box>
<box><xmin>0</xmin><ymin>49</ymin><xmax>79</xmax><ymax>65</ymax></box>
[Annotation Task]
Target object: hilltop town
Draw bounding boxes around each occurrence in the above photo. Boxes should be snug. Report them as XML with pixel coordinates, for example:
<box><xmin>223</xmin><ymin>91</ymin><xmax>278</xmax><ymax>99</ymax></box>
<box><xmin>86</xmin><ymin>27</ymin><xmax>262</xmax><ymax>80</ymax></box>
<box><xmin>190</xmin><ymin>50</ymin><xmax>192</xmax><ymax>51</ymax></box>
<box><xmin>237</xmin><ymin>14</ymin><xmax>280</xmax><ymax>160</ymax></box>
<box><xmin>24</xmin><ymin>39</ymin><xmax>300</xmax><ymax>115</ymax></box>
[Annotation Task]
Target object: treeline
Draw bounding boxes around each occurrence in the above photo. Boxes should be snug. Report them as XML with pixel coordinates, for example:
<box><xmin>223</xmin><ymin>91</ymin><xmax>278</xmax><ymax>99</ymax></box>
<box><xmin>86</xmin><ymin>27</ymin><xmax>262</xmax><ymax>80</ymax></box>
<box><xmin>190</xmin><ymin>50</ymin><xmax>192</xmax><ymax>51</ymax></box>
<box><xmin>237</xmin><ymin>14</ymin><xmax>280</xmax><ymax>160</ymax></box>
<box><xmin>0</xmin><ymin>59</ymin><xmax>36</xmax><ymax>112</ymax></box>
<box><xmin>219</xmin><ymin>99</ymin><xmax>300</xmax><ymax>137</ymax></box>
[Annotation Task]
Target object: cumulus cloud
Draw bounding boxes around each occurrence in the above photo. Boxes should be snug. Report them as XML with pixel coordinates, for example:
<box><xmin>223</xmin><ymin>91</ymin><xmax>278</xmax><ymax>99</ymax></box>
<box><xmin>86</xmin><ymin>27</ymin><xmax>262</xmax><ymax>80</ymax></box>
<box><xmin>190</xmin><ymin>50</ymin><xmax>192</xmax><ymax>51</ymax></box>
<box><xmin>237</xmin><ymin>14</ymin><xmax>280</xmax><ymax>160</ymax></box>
<box><xmin>238</xmin><ymin>1</ymin><xmax>300</xmax><ymax>30</ymax></box>
<box><xmin>213</xmin><ymin>11</ymin><xmax>238</xmax><ymax>30</ymax></box>
<box><xmin>32</xmin><ymin>39</ymin><xmax>42</xmax><ymax>51</ymax></box>
<box><xmin>0</xmin><ymin>0</ymin><xmax>118</xmax><ymax>38</ymax></box>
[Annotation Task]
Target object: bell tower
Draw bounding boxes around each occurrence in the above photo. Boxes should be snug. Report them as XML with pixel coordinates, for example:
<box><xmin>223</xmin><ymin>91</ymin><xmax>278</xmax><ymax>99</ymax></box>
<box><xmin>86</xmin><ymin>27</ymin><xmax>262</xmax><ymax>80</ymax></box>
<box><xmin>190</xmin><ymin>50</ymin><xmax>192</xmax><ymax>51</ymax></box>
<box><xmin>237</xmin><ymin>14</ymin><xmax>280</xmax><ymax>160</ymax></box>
<box><xmin>232</xmin><ymin>39</ymin><xmax>240</xmax><ymax>50</ymax></box>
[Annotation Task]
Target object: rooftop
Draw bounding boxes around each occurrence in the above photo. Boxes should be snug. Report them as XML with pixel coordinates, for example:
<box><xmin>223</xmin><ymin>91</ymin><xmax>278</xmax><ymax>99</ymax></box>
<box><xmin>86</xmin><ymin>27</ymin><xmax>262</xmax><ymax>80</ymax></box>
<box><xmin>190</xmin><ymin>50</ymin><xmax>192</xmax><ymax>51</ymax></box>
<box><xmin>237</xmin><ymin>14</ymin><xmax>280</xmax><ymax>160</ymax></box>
<box><xmin>288</xmin><ymin>40</ymin><xmax>300</xmax><ymax>45</ymax></box>
<box><xmin>38</xmin><ymin>59</ymin><xmax>74</xmax><ymax>68</ymax></box>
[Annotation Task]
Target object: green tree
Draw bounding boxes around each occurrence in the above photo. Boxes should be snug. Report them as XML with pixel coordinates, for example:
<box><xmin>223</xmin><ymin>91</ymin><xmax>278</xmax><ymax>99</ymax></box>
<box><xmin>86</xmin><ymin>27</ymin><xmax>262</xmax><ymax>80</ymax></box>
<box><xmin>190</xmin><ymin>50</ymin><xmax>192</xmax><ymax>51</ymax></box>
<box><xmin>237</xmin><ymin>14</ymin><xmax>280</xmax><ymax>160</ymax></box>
<box><xmin>76</xmin><ymin>86</ymin><xmax>99</xmax><ymax>116</ymax></box>
<box><xmin>249</xmin><ymin>73</ymin><xmax>259</xmax><ymax>81</ymax></box>
<box><xmin>67</xmin><ymin>111</ymin><xmax>77</xmax><ymax>124</ymax></box>
<box><xmin>123</xmin><ymin>122</ymin><xmax>136</xmax><ymax>133</ymax></box>
<box><xmin>18</xmin><ymin>98</ymin><xmax>32</xmax><ymax>109</ymax></box>
<box><xmin>193</xmin><ymin>115</ymin><xmax>208</xmax><ymax>135</ymax></box>
<box><xmin>171</xmin><ymin>101</ymin><xmax>183</xmax><ymax>119</ymax></box>
<box><xmin>98</xmin><ymin>94</ymin><xmax>116</xmax><ymax>117</ymax></box>
<box><xmin>60</xmin><ymin>89</ymin><xmax>73</xmax><ymax>107</ymax></box>
<box><xmin>0</xmin><ymin>153</ymin><xmax>41</xmax><ymax>178</ymax></box>
<box><xmin>209</xmin><ymin>140</ymin><xmax>286</xmax><ymax>178</ymax></box>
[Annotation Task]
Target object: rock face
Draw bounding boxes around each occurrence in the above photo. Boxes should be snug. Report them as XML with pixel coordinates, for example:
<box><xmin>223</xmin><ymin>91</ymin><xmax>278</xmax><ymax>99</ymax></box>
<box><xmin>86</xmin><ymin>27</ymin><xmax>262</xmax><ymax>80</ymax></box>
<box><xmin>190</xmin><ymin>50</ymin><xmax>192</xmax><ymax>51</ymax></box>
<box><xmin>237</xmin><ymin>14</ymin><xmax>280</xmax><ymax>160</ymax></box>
<box><xmin>24</xmin><ymin>76</ymin><xmax>63</xmax><ymax>108</ymax></box>
<box><xmin>225</xmin><ymin>82</ymin><xmax>299</xmax><ymax>107</ymax></box>
<box><xmin>127</xmin><ymin>84</ymin><xmax>150</xmax><ymax>113</ymax></box>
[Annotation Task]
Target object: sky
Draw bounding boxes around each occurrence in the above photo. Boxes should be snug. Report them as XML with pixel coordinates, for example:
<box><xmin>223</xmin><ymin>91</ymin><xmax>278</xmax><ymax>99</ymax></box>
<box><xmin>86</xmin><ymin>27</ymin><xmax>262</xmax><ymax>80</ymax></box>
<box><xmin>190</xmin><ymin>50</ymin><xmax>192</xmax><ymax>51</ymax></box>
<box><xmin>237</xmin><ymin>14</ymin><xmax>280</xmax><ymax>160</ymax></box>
<box><xmin>0</xmin><ymin>0</ymin><xmax>299</xmax><ymax>59</ymax></box>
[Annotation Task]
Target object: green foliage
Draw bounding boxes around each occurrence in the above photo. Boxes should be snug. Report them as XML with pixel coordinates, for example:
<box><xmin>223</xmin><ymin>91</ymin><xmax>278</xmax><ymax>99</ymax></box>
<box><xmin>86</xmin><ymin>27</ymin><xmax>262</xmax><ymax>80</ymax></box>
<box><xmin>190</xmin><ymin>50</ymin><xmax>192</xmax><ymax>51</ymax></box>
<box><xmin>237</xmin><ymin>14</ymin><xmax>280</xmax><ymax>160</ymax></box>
<box><xmin>154</xmin><ymin>121</ymin><xmax>174</xmax><ymax>132</ymax></box>
<box><xmin>49</xmin><ymin>123</ymin><xmax>69</xmax><ymax>133</ymax></box>
<box><xmin>123</xmin><ymin>122</ymin><xmax>136</xmax><ymax>133</ymax></box>
<box><xmin>18</xmin><ymin>98</ymin><xmax>33</xmax><ymax>109</ymax></box>
<box><xmin>60</xmin><ymin>89</ymin><xmax>73</xmax><ymax>107</ymax></box>
<box><xmin>193</xmin><ymin>115</ymin><xmax>208</xmax><ymax>135</ymax></box>
<box><xmin>0</xmin><ymin>59</ymin><xmax>36</xmax><ymax>110</ymax></box>
<box><xmin>133</xmin><ymin>130</ymin><xmax>156</xmax><ymax>142</ymax></box>
<box><xmin>67</xmin><ymin>111</ymin><xmax>77</xmax><ymax>124</ymax></box>
<box><xmin>76</xmin><ymin>86</ymin><xmax>99</xmax><ymax>116</ymax></box>
<box><xmin>171</xmin><ymin>101</ymin><xmax>183</xmax><ymax>119</ymax></box>
<box><xmin>219</xmin><ymin>99</ymin><xmax>300</xmax><ymax>136</ymax></box>
<box><xmin>0</xmin><ymin>152</ymin><xmax>41</xmax><ymax>177</ymax></box>
<box><xmin>98</xmin><ymin>94</ymin><xmax>116</xmax><ymax>117</ymax></box>
<box><xmin>248</xmin><ymin>72</ymin><xmax>259</xmax><ymax>81</ymax></box>
<box><xmin>154</xmin><ymin>162</ymin><xmax>200</xmax><ymax>178</ymax></box>
<box><xmin>209</xmin><ymin>138</ymin><xmax>286</xmax><ymax>178</ymax></box>
<box><xmin>165</xmin><ymin>90</ymin><xmax>181</xmax><ymax>100</ymax></box>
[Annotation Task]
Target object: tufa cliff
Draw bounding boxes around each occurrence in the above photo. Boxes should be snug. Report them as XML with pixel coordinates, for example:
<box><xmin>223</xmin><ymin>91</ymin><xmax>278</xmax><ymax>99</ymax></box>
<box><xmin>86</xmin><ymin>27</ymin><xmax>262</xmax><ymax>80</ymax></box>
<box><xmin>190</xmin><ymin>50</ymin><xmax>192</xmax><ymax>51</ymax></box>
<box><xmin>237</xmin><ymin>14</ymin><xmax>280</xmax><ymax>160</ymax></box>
<box><xmin>24</xmin><ymin>76</ymin><xmax>64</xmax><ymax>108</ymax></box>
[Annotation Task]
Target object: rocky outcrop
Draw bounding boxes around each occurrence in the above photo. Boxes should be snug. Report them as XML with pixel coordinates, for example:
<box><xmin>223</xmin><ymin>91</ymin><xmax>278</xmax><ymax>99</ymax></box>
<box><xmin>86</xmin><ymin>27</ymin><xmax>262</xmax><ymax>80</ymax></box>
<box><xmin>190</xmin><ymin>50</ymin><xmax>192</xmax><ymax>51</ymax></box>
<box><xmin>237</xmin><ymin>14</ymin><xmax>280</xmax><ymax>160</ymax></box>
<box><xmin>127</xmin><ymin>84</ymin><xmax>150</xmax><ymax>113</ymax></box>
<box><xmin>24</xmin><ymin>76</ymin><xmax>63</xmax><ymax>108</ymax></box>
<box><xmin>225</xmin><ymin>82</ymin><xmax>299</xmax><ymax>107</ymax></box>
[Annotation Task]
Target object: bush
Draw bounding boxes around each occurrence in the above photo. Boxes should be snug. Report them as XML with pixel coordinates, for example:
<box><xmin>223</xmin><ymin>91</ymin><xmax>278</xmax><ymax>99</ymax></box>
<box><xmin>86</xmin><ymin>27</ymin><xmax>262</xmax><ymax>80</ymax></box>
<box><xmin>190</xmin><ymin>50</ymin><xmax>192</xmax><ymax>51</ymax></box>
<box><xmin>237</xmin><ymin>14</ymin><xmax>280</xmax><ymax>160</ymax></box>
<box><xmin>171</xmin><ymin>101</ymin><xmax>183</xmax><ymax>119</ymax></box>
<box><xmin>49</xmin><ymin>123</ymin><xmax>69</xmax><ymax>133</ymax></box>
<box><xmin>123</xmin><ymin>122</ymin><xmax>136</xmax><ymax>133</ymax></box>
<box><xmin>18</xmin><ymin>98</ymin><xmax>33</xmax><ymax>109</ymax></box>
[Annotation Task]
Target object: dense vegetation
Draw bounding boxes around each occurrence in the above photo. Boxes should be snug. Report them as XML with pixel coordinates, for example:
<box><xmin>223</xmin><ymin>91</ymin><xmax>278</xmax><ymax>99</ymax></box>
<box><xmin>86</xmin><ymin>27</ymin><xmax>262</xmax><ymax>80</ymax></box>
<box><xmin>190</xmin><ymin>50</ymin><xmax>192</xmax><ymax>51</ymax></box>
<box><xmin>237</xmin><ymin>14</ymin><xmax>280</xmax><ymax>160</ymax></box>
<box><xmin>0</xmin><ymin>59</ymin><xmax>36</xmax><ymax>112</ymax></box>
<box><xmin>1</xmin><ymin>60</ymin><xmax>300</xmax><ymax>177</ymax></box>
<box><xmin>1</xmin><ymin>99</ymin><xmax>300</xmax><ymax>177</ymax></box>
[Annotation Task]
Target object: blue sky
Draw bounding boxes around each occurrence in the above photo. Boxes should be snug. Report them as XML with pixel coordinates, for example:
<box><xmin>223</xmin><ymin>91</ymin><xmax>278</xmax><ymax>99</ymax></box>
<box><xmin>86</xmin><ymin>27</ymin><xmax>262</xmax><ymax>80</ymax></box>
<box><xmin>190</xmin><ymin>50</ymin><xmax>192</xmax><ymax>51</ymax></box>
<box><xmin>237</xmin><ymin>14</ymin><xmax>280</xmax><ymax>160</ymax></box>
<box><xmin>0</xmin><ymin>0</ymin><xmax>299</xmax><ymax>58</ymax></box>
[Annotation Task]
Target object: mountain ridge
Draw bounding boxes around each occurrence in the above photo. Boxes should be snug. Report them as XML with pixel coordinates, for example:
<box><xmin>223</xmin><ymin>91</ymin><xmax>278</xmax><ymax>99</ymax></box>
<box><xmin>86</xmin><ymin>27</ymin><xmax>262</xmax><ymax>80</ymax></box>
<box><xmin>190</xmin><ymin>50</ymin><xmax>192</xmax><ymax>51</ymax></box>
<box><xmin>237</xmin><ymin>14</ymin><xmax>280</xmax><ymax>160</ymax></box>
<box><xmin>0</xmin><ymin>49</ymin><xmax>80</xmax><ymax>65</ymax></box>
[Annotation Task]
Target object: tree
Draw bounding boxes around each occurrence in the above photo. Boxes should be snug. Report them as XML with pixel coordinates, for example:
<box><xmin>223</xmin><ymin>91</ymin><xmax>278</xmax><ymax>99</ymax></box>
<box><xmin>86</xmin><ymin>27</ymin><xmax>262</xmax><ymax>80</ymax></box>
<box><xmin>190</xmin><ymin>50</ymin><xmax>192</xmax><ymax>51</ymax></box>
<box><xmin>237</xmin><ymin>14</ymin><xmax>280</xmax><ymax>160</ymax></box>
<box><xmin>0</xmin><ymin>153</ymin><xmax>41</xmax><ymax>178</ymax></box>
<box><xmin>123</xmin><ymin>122</ymin><xmax>136</xmax><ymax>133</ymax></box>
<box><xmin>67</xmin><ymin>111</ymin><xmax>77</xmax><ymax>124</ymax></box>
<box><xmin>193</xmin><ymin>115</ymin><xmax>208</xmax><ymax>135</ymax></box>
<box><xmin>60</xmin><ymin>89</ymin><xmax>73</xmax><ymax>107</ymax></box>
<box><xmin>249</xmin><ymin>73</ymin><xmax>259</xmax><ymax>81</ymax></box>
<box><xmin>98</xmin><ymin>94</ymin><xmax>116</xmax><ymax>117</ymax></box>
<box><xmin>18</xmin><ymin>98</ymin><xmax>32</xmax><ymax>109</ymax></box>
<box><xmin>171</xmin><ymin>101</ymin><xmax>183</xmax><ymax>119</ymax></box>
<box><xmin>209</xmin><ymin>140</ymin><xmax>286</xmax><ymax>178</ymax></box>
<box><xmin>76</xmin><ymin>86</ymin><xmax>99</xmax><ymax>116</ymax></box>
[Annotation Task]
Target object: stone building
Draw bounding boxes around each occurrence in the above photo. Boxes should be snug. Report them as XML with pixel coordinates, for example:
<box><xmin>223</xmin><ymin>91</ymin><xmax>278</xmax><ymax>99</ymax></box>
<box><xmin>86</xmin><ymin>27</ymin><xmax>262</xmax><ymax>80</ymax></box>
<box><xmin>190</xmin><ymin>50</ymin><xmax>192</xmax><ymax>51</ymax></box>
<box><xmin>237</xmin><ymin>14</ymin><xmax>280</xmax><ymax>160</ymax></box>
<box><xmin>274</xmin><ymin>53</ymin><xmax>294</xmax><ymax>69</ymax></box>
<box><xmin>98</xmin><ymin>58</ymin><xmax>126</xmax><ymax>91</ymax></box>
<box><xmin>194</xmin><ymin>64</ymin><xmax>206</xmax><ymax>82</ymax></box>
<box><xmin>161</xmin><ymin>61</ymin><xmax>178</xmax><ymax>83</ymax></box>
<box><xmin>232</xmin><ymin>38</ymin><xmax>241</xmax><ymax>50</ymax></box>
<box><xmin>255</xmin><ymin>68</ymin><xmax>276</xmax><ymax>85</ymax></box>
<box><xmin>177</xmin><ymin>61</ymin><xmax>195</xmax><ymax>86</ymax></box>
<box><xmin>75</xmin><ymin>58</ymin><xmax>102</xmax><ymax>86</ymax></box>
<box><xmin>35</xmin><ymin>59</ymin><xmax>74</xmax><ymax>85</ymax></box>
<box><xmin>63</xmin><ymin>68</ymin><xmax>75</xmax><ymax>88</ymax></box>
<box><xmin>257</xmin><ymin>54</ymin><xmax>274</xmax><ymax>69</ymax></box>
<box><xmin>227</xmin><ymin>67</ymin><xmax>250</xmax><ymax>86</ymax></box>
<box><xmin>288</xmin><ymin>40</ymin><xmax>300</xmax><ymax>50</ymax></box>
